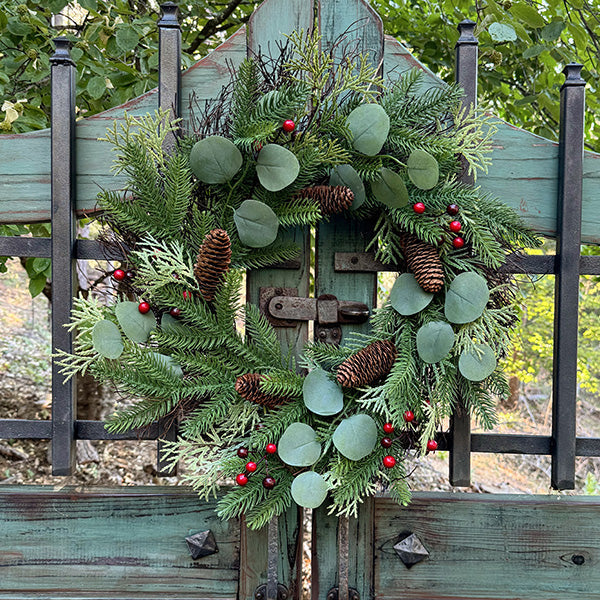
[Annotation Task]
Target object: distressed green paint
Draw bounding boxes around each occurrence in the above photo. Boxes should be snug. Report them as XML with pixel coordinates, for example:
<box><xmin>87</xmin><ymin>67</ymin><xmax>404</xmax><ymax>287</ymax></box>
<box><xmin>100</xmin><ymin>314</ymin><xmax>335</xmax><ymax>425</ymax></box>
<box><xmin>0</xmin><ymin>486</ymin><xmax>241</xmax><ymax>600</ymax></box>
<box><xmin>374</xmin><ymin>493</ymin><xmax>600</xmax><ymax>600</ymax></box>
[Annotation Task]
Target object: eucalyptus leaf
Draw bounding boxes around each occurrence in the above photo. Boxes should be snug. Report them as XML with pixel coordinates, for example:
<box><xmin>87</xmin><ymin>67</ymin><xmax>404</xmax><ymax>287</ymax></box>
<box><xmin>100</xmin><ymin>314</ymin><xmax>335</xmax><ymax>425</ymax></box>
<box><xmin>233</xmin><ymin>199</ymin><xmax>279</xmax><ymax>248</ymax></box>
<box><xmin>346</xmin><ymin>103</ymin><xmax>390</xmax><ymax>155</ymax></box>
<box><xmin>92</xmin><ymin>320</ymin><xmax>123</xmax><ymax>359</ymax></box>
<box><xmin>329</xmin><ymin>164</ymin><xmax>366</xmax><ymax>209</ymax></box>
<box><xmin>371</xmin><ymin>168</ymin><xmax>409</xmax><ymax>209</ymax></box>
<box><xmin>332</xmin><ymin>414</ymin><xmax>378</xmax><ymax>461</ymax></box>
<box><xmin>190</xmin><ymin>136</ymin><xmax>243</xmax><ymax>184</ymax></box>
<box><xmin>115</xmin><ymin>301</ymin><xmax>156</xmax><ymax>343</ymax></box>
<box><xmin>291</xmin><ymin>471</ymin><xmax>329</xmax><ymax>509</ymax></box>
<box><xmin>444</xmin><ymin>272</ymin><xmax>490</xmax><ymax>324</ymax></box>
<box><xmin>407</xmin><ymin>149</ymin><xmax>439</xmax><ymax>190</ymax></box>
<box><xmin>278</xmin><ymin>422</ymin><xmax>321</xmax><ymax>467</ymax></box>
<box><xmin>256</xmin><ymin>144</ymin><xmax>300</xmax><ymax>191</ymax></box>
<box><xmin>488</xmin><ymin>22</ymin><xmax>517</xmax><ymax>42</ymax></box>
<box><xmin>389</xmin><ymin>273</ymin><xmax>434</xmax><ymax>316</ymax></box>
<box><xmin>416</xmin><ymin>321</ymin><xmax>455</xmax><ymax>363</ymax></box>
<box><xmin>303</xmin><ymin>368</ymin><xmax>344</xmax><ymax>416</ymax></box>
<box><xmin>458</xmin><ymin>343</ymin><xmax>497</xmax><ymax>381</ymax></box>
<box><xmin>160</xmin><ymin>312</ymin><xmax>186</xmax><ymax>334</ymax></box>
<box><xmin>150</xmin><ymin>352</ymin><xmax>184</xmax><ymax>378</ymax></box>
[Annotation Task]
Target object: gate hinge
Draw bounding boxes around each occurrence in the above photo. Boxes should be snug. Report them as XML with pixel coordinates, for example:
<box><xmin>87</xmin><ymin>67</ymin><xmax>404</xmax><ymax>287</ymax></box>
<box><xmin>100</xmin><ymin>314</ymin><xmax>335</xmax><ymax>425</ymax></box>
<box><xmin>254</xmin><ymin>583</ymin><xmax>288</xmax><ymax>600</ymax></box>
<box><xmin>326</xmin><ymin>587</ymin><xmax>360</xmax><ymax>600</ymax></box>
<box><xmin>259</xmin><ymin>288</ymin><xmax>369</xmax><ymax>345</ymax></box>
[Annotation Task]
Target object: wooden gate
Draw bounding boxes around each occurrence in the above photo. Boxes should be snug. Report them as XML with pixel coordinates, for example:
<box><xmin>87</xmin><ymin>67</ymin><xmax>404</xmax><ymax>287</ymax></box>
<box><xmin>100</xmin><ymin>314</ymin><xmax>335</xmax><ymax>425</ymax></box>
<box><xmin>1</xmin><ymin>1</ymin><xmax>600</xmax><ymax>599</ymax></box>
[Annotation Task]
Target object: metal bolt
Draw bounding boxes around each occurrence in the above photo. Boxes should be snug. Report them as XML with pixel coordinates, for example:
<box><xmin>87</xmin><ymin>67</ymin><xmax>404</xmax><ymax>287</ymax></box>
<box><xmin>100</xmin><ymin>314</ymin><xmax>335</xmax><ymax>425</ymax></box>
<box><xmin>331</xmin><ymin>330</ymin><xmax>339</xmax><ymax>338</ymax></box>
<box><xmin>275</xmin><ymin>302</ymin><xmax>283</xmax><ymax>310</ymax></box>
<box><xmin>572</xmin><ymin>554</ymin><xmax>585</xmax><ymax>565</ymax></box>
<box><xmin>350</xmin><ymin>256</ymin><xmax>359</xmax><ymax>264</ymax></box>
<box><xmin>318</xmin><ymin>330</ymin><xmax>327</xmax><ymax>339</ymax></box>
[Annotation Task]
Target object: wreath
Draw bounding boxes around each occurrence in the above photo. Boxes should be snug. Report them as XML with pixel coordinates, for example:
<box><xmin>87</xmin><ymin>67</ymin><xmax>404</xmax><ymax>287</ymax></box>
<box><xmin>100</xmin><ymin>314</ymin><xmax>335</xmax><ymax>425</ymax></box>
<box><xmin>58</xmin><ymin>32</ymin><xmax>539</xmax><ymax>529</ymax></box>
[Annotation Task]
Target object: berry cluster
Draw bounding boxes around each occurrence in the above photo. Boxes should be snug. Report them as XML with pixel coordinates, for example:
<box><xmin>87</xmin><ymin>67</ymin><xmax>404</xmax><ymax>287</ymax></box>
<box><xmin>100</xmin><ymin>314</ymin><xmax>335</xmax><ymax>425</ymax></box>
<box><xmin>235</xmin><ymin>443</ymin><xmax>278</xmax><ymax>489</ymax></box>
<box><xmin>379</xmin><ymin>416</ymin><xmax>437</xmax><ymax>470</ymax></box>
<box><xmin>411</xmin><ymin>202</ymin><xmax>465</xmax><ymax>249</ymax></box>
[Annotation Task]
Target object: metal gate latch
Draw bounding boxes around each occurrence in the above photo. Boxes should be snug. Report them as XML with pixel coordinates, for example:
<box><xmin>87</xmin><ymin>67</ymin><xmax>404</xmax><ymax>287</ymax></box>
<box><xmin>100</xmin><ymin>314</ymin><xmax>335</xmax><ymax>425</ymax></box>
<box><xmin>260</xmin><ymin>288</ymin><xmax>369</xmax><ymax>345</ymax></box>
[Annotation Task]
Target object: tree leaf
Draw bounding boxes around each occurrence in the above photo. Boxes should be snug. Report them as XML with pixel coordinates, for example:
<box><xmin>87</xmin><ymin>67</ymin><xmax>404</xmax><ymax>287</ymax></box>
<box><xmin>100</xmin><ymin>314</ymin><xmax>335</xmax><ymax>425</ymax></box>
<box><xmin>303</xmin><ymin>368</ymin><xmax>344</xmax><ymax>416</ymax></box>
<box><xmin>92</xmin><ymin>320</ymin><xmax>124</xmax><ymax>359</ymax></box>
<box><xmin>541</xmin><ymin>21</ymin><xmax>565</xmax><ymax>42</ymax></box>
<box><xmin>407</xmin><ymin>149</ymin><xmax>439</xmax><ymax>190</ymax></box>
<box><xmin>346</xmin><ymin>103</ymin><xmax>390</xmax><ymax>155</ymax></box>
<box><xmin>329</xmin><ymin>164</ymin><xmax>366</xmax><ymax>209</ymax></box>
<box><xmin>522</xmin><ymin>44</ymin><xmax>549</xmax><ymax>59</ymax></box>
<box><xmin>389</xmin><ymin>273</ymin><xmax>434</xmax><ymax>316</ymax></box>
<box><xmin>115</xmin><ymin>301</ymin><xmax>156</xmax><ymax>343</ymax></box>
<box><xmin>256</xmin><ymin>144</ymin><xmax>300</xmax><ymax>191</ymax></box>
<box><xmin>416</xmin><ymin>321</ymin><xmax>455</xmax><ymax>363</ymax></box>
<box><xmin>233</xmin><ymin>199</ymin><xmax>279</xmax><ymax>248</ymax></box>
<box><xmin>278</xmin><ymin>422</ymin><xmax>321</xmax><ymax>467</ymax></box>
<box><xmin>459</xmin><ymin>343</ymin><xmax>497</xmax><ymax>381</ymax></box>
<box><xmin>510</xmin><ymin>3</ymin><xmax>545</xmax><ymax>28</ymax></box>
<box><xmin>115</xmin><ymin>25</ymin><xmax>140</xmax><ymax>53</ymax></box>
<box><xmin>28</xmin><ymin>274</ymin><xmax>46</xmax><ymax>298</ymax></box>
<box><xmin>149</xmin><ymin>352</ymin><xmax>183</xmax><ymax>378</ymax></box>
<box><xmin>333</xmin><ymin>414</ymin><xmax>378</xmax><ymax>461</ymax></box>
<box><xmin>444</xmin><ymin>272</ymin><xmax>490</xmax><ymax>324</ymax></box>
<box><xmin>87</xmin><ymin>76</ymin><xmax>106</xmax><ymax>100</ymax></box>
<box><xmin>190</xmin><ymin>136</ymin><xmax>243</xmax><ymax>184</ymax></box>
<box><xmin>488</xmin><ymin>22</ymin><xmax>517</xmax><ymax>42</ymax></box>
<box><xmin>291</xmin><ymin>471</ymin><xmax>329</xmax><ymax>509</ymax></box>
<box><xmin>371</xmin><ymin>168</ymin><xmax>409</xmax><ymax>208</ymax></box>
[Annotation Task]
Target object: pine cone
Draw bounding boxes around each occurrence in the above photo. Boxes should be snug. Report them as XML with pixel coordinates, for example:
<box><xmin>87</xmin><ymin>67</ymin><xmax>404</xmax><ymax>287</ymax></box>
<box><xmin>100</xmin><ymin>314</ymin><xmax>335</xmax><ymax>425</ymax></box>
<box><xmin>193</xmin><ymin>229</ymin><xmax>232</xmax><ymax>302</ymax></box>
<box><xmin>296</xmin><ymin>185</ymin><xmax>354</xmax><ymax>215</ymax></box>
<box><xmin>235</xmin><ymin>373</ymin><xmax>289</xmax><ymax>409</ymax></box>
<box><xmin>399</xmin><ymin>232</ymin><xmax>445</xmax><ymax>293</ymax></box>
<box><xmin>336</xmin><ymin>340</ymin><xmax>397</xmax><ymax>388</ymax></box>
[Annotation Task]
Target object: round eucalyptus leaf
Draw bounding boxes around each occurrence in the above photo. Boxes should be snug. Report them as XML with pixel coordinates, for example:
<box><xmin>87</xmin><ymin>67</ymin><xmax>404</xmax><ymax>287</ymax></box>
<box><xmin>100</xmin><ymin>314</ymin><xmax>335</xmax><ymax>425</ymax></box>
<box><xmin>303</xmin><ymin>368</ymin><xmax>344</xmax><ymax>416</ymax></box>
<box><xmin>488</xmin><ymin>22</ymin><xmax>518</xmax><ymax>43</ymax></box>
<box><xmin>329</xmin><ymin>164</ymin><xmax>366</xmax><ymax>209</ymax></box>
<box><xmin>190</xmin><ymin>136</ymin><xmax>243</xmax><ymax>184</ymax></box>
<box><xmin>291</xmin><ymin>471</ymin><xmax>329</xmax><ymax>509</ymax></box>
<box><xmin>333</xmin><ymin>414</ymin><xmax>378</xmax><ymax>461</ymax></box>
<box><xmin>444</xmin><ymin>272</ymin><xmax>490</xmax><ymax>324</ymax></box>
<box><xmin>160</xmin><ymin>313</ymin><xmax>186</xmax><ymax>334</ymax></box>
<box><xmin>149</xmin><ymin>352</ymin><xmax>184</xmax><ymax>378</ymax></box>
<box><xmin>278</xmin><ymin>422</ymin><xmax>321</xmax><ymax>467</ymax></box>
<box><xmin>389</xmin><ymin>273</ymin><xmax>434</xmax><ymax>316</ymax></box>
<box><xmin>407</xmin><ymin>149</ymin><xmax>439</xmax><ymax>190</ymax></box>
<box><xmin>416</xmin><ymin>321</ymin><xmax>455</xmax><ymax>363</ymax></box>
<box><xmin>115</xmin><ymin>301</ymin><xmax>156</xmax><ymax>343</ymax></box>
<box><xmin>371</xmin><ymin>168</ymin><xmax>409</xmax><ymax>209</ymax></box>
<box><xmin>256</xmin><ymin>144</ymin><xmax>300</xmax><ymax>191</ymax></box>
<box><xmin>92</xmin><ymin>319</ymin><xmax>124</xmax><ymax>359</ymax></box>
<box><xmin>458</xmin><ymin>343</ymin><xmax>497</xmax><ymax>381</ymax></box>
<box><xmin>346</xmin><ymin>103</ymin><xmax>390</xmax><ymax>155</ymax></box>
<box><xmin>233</xmin><ymin>199</ymin><xmax>279</xmax><ymax>248</ymax></box>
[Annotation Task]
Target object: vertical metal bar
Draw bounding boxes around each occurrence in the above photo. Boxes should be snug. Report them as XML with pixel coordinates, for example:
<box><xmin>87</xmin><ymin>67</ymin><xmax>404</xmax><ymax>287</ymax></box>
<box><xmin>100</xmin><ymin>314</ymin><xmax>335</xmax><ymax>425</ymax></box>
<box><xmin>551</xmin><ymin>64</ymin><xmax>585</xmax><ymax>490</ymax></box>
<box><xmin>450</xmin><ymin>19</ymin><xmax>478</xmax><ymax>487</ymax></box>
<box><xmin>156</xmin><ymin>1</ymin><xmax>182</xmax><ymax>476</ymax></box>
<box><xmin>50</xmin><ymin>38</ymin><xmax>77</xmax><ymax>476</ymax></box>
<box><xmin>267</xmin><ymin>515</ymin><xmax>279</xmax><ymax>600</ymax></box>
<box><xmin>337</xmin><ymin>516</ymin><xmax>349</xmax><ymax>600</ymax></box>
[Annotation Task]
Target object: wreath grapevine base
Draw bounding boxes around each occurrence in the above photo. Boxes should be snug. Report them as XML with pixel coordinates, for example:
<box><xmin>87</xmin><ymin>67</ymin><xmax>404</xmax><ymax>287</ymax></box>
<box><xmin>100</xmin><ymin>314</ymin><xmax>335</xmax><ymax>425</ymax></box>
<box><xmin>58</xmin><ymin>32</ymin><xmax>539</xmax><ymax>529</ymax></box>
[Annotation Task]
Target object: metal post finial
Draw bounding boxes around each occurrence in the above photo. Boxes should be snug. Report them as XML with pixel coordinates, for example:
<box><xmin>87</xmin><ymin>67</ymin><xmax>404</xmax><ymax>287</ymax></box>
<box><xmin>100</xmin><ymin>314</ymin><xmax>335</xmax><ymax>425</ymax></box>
<box><xmin>562</xmin><ymin>63</ymin><xmax>585</xmax><ymax>86</ymax></box>
<box><xmin>50</xmin><ymin>37</ymin><xmax>74</xmax><ymax>65</ymax></box>
<box><xmin>158</xmin><ymin>2</ymin><xmax>180</xmax><ymax>28</ymax></box>
<box><xmin>457</xmin><ymin>19</ymin><xmax>477</xmax><ymax>44</ymax></box>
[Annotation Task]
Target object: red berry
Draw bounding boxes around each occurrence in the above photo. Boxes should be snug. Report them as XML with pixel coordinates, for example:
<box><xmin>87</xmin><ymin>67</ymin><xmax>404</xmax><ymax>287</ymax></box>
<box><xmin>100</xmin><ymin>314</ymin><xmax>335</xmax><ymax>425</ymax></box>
<box><xmin>427</xmin><ymin>439</ymin><xmax>438</xmax><ymax>452</ymax></box>
<box><xmin>169</xmin><ymin>307</ymin><xmax>181</xmax><ymax>317</ymax></box>
<box><xmin>383</xmin><ymin>455</ymin><xmax>396</xmax><ymax>468</ymax></box>
<box><xmin>413</xmin><ymin>202</ymin><xmax>426</xmax><ymax>214</ymax></box>
<box><xmin>265</xmin><ymin>443</ymin><xmax>277</xmax><ymax>454</ymax></box>
<box><xmin>282</xmin><ymin>119</ymin><xmax>295</xmax><ymax>132</ymax></box>
<box><xmin>383</xmin><ymin>422</ymin><xmax>394</xmax><ymax>434</ymax></box>
<box><xmin>403</xmin><ymin>410</ymin><xmax>415</xmax><ymax>423</ymax></box>
<box><xmin>236</xmin><ymin>473</ymin><xmax>248</xmax><ymax>486</ymax></box>
<box><xmin>246</xmin><ymin>461</ymin><xmax>257</xmax><ymax>473</ymax></box>
<box><xmin>113</xmin><ymin>269</ymin><xmax>126</xmax><ymax>281</ymax></box>
<box><xmin>237</xmin><ymin>447</ymin><xmax>249</xmax><ymax>459</ymax></box>
<box><xmin>138</xmin><ymin>301</ymin><xmax>151</xmax><ymax>314</ymax></box>
<box><xmin>183</xmin><ymin>291</ymin><xmax>192</xmax><ymax>300</ymax></box>
<box><xmin>449</xmin><ymin>220</ymin><xmax>462</xmax><ymax>233</ymax></box>
<box><xmin>263</xmin><ymin>476</ymin><xmax>276</xmax><ymax>489</ymax></box>
<box><xmin>452</xmin><ymin>237</ymin><xmax>465</xmax><ymax>249</ymax></box>
<box><xmin>447</xmin><ymin>204</ymin><xmax>459</xmax><ymax>216</ymax></box>
<box><xmin>381</xmin><ymin>437</ymin><xmax>393</xmax><ymax>448</ymax></box>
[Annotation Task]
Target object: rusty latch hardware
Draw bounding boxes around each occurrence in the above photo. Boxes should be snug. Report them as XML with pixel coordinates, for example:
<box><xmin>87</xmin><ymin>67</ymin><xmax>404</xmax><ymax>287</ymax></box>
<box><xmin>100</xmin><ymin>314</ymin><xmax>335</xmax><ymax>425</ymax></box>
<box><xmin>260</xmin><ymin>288</ymin><xmax>369</xmax><ymax>345</ymax></box>
<box><xmin>326</xmin><ymin>587</ymin><xmax>360</xmax><ymax>600</ymax></box>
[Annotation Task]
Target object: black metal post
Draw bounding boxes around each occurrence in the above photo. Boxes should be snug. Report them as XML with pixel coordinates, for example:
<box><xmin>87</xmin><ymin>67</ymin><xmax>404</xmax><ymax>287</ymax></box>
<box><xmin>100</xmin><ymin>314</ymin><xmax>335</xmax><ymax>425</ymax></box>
<box><xmin>450</xmin><ymin>19</ymin><xmax>478</xmax><ymax>487</ymax></box>
<box><xmin>551</xmin><ymin>64</ymin><xmax>585</xmax><ymax>490</ymax></box>
<box><xmin>156</xmin><ymin>2</ymin><xmax>181</xmax><ymax>476</ymax></box>
<box><xmin>50</xmin><ymin>38</ymin><xmax>77</xmax><ymax>476</ymax></box>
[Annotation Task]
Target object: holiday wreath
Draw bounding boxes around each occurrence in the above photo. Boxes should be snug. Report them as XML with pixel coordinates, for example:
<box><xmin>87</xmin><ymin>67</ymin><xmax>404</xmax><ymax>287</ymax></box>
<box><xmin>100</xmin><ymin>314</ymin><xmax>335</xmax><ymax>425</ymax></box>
<box><xmin>58</xmin><ymin>32</ymin><xmax>539</xmax><ymax>528</ymax></box>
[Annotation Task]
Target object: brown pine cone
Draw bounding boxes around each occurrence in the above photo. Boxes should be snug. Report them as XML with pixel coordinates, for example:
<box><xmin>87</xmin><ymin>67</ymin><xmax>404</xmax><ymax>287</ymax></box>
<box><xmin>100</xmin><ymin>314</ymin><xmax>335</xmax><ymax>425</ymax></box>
<box><xmin>296</xmin><ymin>185</ymin><xmax>354</xmax><ymax>215</ymax></box>
<box><xmin>336</xmin><ymin>340</ymin><xmax>397</xmax><ymax>388</ymax></box>
<box><xmin>399</xmin><ymin>232</ymin><xmax>445</xmax><ymax>293</ymax></box>
<box><xmin>235</xmin><ymin>373</ymin><xmax>289</xmax><ymax>409</ymax></box>
<box><xmin>193</xmin><ymin>229</ymin><xmax>232</xmax><ymax>302</ymax></box>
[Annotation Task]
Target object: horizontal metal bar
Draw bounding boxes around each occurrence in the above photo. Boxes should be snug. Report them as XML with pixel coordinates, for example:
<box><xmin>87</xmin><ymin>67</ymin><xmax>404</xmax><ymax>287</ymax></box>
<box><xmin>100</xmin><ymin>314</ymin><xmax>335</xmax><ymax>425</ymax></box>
<box><xmin>471</xmin><ymin>434</ymin><xmax>552</xmax><ymax>454</ymax></box>
<box><xmin>0</xmin><ymin>236</ymin><xmax>51</xmax><ymax>257</ymax></box>
<box><xmin>0</xmin><ymin>420</ymin><xmax>53</xmax><ymax>439</ymax></box>
<box><xmin>75</xmin><ymin>420</ymin><xmax>160</xmax><ymax>440</ymax></box>
<box><xmin>575</xmin><ymin>437</ymin><xmax>600</xmax><ymax>456</ymax></box>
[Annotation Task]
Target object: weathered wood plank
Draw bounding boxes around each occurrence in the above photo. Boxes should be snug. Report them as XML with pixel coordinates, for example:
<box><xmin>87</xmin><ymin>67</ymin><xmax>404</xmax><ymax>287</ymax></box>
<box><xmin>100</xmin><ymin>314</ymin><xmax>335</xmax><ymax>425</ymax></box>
<box><xmin>374</xmin><ymin>493</ymin><xmax>600</xmax><ymax>600</ymax></box>
<box><xmin>0</xmin><ymin>486</ymin><xmax>242</xmax><ymax>600</ymax></box>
